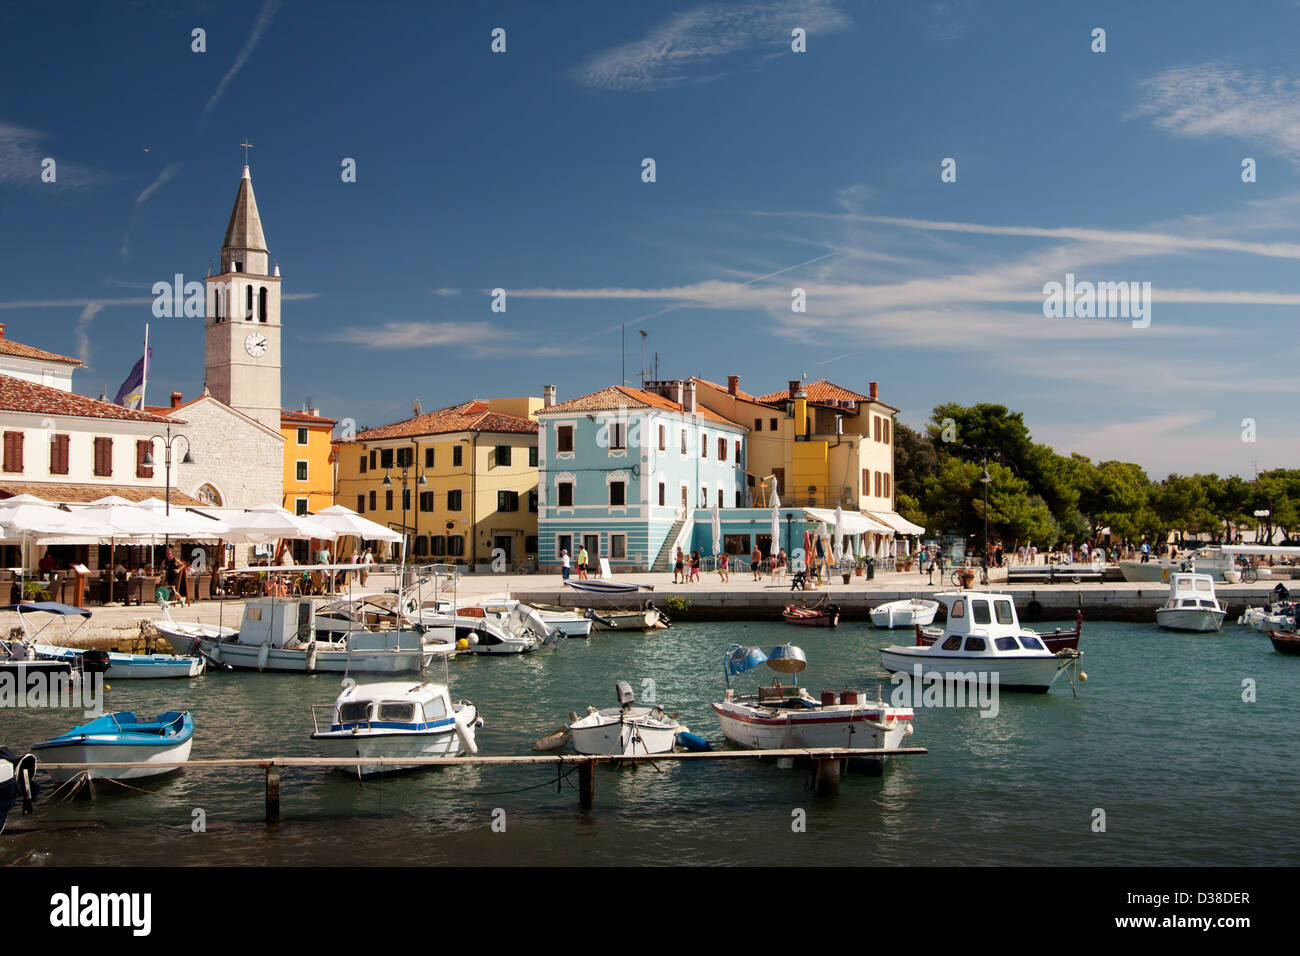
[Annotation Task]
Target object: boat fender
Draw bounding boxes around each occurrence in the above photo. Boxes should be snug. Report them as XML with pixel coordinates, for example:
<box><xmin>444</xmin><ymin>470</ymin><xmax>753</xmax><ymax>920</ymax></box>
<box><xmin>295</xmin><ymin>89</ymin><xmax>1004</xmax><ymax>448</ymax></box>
<box><xmin>904</xmin><ymin>723</ymin><xmax>914</xmax><ymax>737</ymax></box>
<box><xmin>306</xmin><ymin>640</ymin><xmax>318</xmax><ymax>673</ymax></box>
<box><xmin>676</xmin><ymin>731</ymin><xmax>711</xmax><ymax>752</ymax></box>
<box><xmin>256</xmin><ymin>641</ymin><xmax>270</xmax><ymax>672</ymax></box>
<box><xmin>454</xmin><ymin>715</ymin><xmax>479</xmax><ymax>755</ymax></box>
<box><xmin>15</xmin><ymin>753</ymin><xmax>39</xmax><ymax>813</ymax></box>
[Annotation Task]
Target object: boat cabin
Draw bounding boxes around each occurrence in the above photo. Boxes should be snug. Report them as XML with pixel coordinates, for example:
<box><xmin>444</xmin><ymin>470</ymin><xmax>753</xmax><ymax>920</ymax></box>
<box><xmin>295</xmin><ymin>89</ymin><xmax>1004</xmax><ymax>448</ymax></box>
<box><xmin>925</xmin><ymin>592</ymin><xmax>1052</xmax><ymax>655</ymax></box>
<box><xmin>238</xmin><ymin>597</ymin><xmax>421</xmax><ymax>651</ymax></box>
<box><xmin>317</xmin><ymin>680</ymin><xmax>455</xmax><ymax>733</ymax></box>
<box><xmin>1164</xmin><ymin>573</ymin><xmax>1221</xmax><ymax>611</ymax></box>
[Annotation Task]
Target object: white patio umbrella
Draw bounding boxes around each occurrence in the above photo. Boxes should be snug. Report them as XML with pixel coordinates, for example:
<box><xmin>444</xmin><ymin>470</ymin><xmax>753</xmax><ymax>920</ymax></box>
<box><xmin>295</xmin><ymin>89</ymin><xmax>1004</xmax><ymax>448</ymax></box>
<box><xmin>312</xmin><ymin>505</ymin><xmax>402</xmax><ymax>543</ymax></box>
<box><xmin>710</xmin><ymin>503</ymin><xmax>722</xmax><ymax>557</ymax></box>
<box><xmin>832</xmin><ymin>505</ymin><xmax>844</xmax><ymax>564</ymax></box>
<box><xmin>133</xmin><ymin>497</ymin><xmax>228</xmax><ymax>538</ymax></box>
<box><xmin>769</xmin><ymin>488</ymin><xmax>781</xmax><ymax>560</ymax></box>
<box><xmin>217</xmin><ymin>503</ymin><xmax>338</xmax><ymax>544</ymax></box>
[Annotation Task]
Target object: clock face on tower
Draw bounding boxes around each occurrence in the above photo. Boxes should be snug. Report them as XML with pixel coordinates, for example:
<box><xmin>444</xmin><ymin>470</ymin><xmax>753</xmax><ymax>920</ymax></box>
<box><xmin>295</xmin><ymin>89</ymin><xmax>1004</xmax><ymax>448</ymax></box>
<box><xmin>244</xmin><ymin>332</ymin><xmax>268</xmax><ymax>357</ymax></box>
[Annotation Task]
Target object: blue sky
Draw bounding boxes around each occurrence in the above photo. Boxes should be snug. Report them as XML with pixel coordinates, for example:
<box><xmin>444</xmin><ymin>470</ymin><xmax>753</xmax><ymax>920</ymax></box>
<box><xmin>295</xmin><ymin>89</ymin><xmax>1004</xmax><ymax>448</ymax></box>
<box><xmin>4</xmin><ymin>0</ymin><xmax>1300</xmax><ymax>478</ymax></box>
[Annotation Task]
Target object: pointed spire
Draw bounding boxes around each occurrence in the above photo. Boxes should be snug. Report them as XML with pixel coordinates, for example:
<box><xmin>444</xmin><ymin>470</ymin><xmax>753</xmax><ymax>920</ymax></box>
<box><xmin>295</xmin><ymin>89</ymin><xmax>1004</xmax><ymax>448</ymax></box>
<box><xmin>221</xmin><ymin>164</ymin><xmax>269</xmax><ymax>274</ymax></box>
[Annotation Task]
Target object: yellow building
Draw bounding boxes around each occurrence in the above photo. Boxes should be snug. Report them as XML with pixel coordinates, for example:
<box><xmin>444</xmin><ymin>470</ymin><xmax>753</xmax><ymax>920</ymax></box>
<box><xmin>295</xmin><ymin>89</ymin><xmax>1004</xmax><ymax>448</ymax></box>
<box><xmin>689</xmin><ymin>376</ymin><xmax>899</xmax><ymax>518</ymax></box>
<box><xmin>334</xmin><ymin>398</ymin><xmax>540</xmax><ymax>568</ymax></box>
<box><xmin>281</xmin><ymin>406</ymin><xmax>336</xmax><ymax>515</ymax></box>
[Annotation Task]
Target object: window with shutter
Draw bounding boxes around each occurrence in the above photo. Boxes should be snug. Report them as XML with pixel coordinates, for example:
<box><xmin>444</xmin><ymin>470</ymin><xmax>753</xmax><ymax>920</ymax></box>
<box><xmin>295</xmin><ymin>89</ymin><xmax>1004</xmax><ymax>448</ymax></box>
<box><xmin>2</xmin><ymin>431</ymin><xmax>23</xmax><ymax>473</ymax></box>
<box><xmin>50</xmin><ymin>434</ymin><xmax>69</xmax><ymax>475</ymax></box>
<box><xmin>93</xmin><ymin>437</ymin><xmax>113</xmax><ymax>477</ymax></box>
<box><xmin>136</xmin><ymin>440</ymin><xmax>154</xmax><ymax>478</ymax></box>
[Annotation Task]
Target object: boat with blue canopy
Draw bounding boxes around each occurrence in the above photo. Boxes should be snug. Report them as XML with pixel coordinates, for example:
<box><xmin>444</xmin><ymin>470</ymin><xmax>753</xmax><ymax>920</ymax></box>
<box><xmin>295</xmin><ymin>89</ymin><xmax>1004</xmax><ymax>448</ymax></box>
<box><xmin>31</xmin><ymin>711</ymin><xmax>194</xmax><ymax>784</ymax></box>
<box><xmin>3</xmin><ymin>602</ymin><xmax>204</xmax><ymax>678</ymax></box>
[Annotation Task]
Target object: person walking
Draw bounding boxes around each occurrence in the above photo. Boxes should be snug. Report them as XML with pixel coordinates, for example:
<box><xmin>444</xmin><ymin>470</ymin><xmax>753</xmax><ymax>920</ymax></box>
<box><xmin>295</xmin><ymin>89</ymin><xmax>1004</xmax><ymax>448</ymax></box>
<box><xmin>689</xmin><ymin>550</ymin><xmax>701</xmax><ymax>583</ymax></box>
<box><xmin>718</xmin><ymin>550</ymin><xmax>730</xmax><ymax>583</ymax></box>
<box><xmin>560</xmin><ymin>548</ymin><xmax>571</xmax><ymax>581</ymax></box>
<box><xmin>577</xmin><ymin>544</ymin><xmax>589</xmax><ymax>581</ymax></box>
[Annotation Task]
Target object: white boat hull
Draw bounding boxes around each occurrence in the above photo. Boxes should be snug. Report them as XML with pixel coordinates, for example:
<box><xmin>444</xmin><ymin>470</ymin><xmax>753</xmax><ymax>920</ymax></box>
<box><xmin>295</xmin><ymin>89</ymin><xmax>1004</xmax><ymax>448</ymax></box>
<box><xmin>870</xmin><ymin>600</ymin><xmax>939</xmax><ymax>629</ymax></box>
<box><xmin>1156</xmin><ymin>607</ymin><xmax>1225</xmax><ymax>632</ymax></box>
<box><xmin>312</xmin><ymin>726</ymin><xmax>469</xmax><ymax>775</ymax></box>
<box><xmin>712</xmin><ymin>702</ymin><xmax>912</xmax><ymax>754</ymax></box>
<box><xmin>154</xmin><ymin>620</ymin><xmax>238</xmax><ymax>656</ymax></box>
<box><xmin>568</xmin><ymin>712</ymin><xmax>678</xmax><ymax>756</ymax></box>
<box><xmin>38</xmin><ymin>738</ymin><xmax>193</xmax><ymax>784</ymax></box>
<box><xmin>879</xmin><ymin>647</ymin><xmax>1072</xmax><ymax>693</ymax></box>
<box><xmin>205</xmin><ymin>640</ymin><xmax>434</xmax><ymax>673</ymax></box>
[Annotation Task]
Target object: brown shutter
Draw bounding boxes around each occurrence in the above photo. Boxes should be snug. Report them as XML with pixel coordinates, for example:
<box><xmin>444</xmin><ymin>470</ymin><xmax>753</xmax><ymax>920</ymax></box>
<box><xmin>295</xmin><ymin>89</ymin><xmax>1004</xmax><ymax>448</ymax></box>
<box><xmin>94</xmin><ymin>436</ymin><xmax>113</xmax><ymax>476</ymax></box>
<box><xmin>50</xmin><ymin>434</ymin><xmax>69</xmax><ymax>475</ymax></box>
<box><xmin>2</xmin><ymin>431</ymin><xmax>21</xmax><ymax>473</ymax></box>
<box><xmin>136</xmin><ymin>440</ymin><xmax>154</xmax><ymax>478</ymax></box>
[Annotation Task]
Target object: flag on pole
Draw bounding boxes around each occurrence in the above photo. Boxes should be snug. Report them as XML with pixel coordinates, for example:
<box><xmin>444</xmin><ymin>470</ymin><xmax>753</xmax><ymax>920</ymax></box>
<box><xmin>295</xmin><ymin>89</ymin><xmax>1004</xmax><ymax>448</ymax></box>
<box><xmin>114</xmin><ymin>347</ymin><xmax>151</xmax><ymax>409</ymax></box>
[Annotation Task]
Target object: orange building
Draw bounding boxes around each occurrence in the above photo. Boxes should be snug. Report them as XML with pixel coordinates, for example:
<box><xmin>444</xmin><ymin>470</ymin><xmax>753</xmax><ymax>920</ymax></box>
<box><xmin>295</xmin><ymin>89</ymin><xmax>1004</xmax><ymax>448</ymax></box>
<box><xmin>281</xmin><ymin>405</ymin><xmax>336</xmax><ymax>516</ymax></box>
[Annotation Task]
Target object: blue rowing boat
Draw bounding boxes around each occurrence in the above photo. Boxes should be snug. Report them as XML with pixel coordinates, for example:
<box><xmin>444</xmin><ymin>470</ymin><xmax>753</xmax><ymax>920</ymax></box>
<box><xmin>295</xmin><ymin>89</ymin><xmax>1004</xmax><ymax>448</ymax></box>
<box><xmin>31</xmin><ymin>711</ymin><xmax>194</xmax><ymax>784</ymax></box>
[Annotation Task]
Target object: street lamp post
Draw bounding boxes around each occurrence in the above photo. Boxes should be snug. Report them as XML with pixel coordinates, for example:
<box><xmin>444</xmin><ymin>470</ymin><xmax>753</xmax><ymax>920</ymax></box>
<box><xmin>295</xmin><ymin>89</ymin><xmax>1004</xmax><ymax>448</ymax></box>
<box><xmin>141</xmin><ymin>422</ymin><xmax>194</xmax><ymax>550</ymax></box>
<box><xmin>979</xmin><ymin>452</ymin><xmax>991</xmax><ymax>573</ymax></box>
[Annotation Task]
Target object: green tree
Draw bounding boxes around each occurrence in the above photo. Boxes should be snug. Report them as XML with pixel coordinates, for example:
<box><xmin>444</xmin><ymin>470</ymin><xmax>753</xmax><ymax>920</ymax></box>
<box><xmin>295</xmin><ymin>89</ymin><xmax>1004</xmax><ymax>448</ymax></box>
<box><xmin>893</xmin><ymin>422</ymin><xmax>940</xmax><ymax>500</ymax></box>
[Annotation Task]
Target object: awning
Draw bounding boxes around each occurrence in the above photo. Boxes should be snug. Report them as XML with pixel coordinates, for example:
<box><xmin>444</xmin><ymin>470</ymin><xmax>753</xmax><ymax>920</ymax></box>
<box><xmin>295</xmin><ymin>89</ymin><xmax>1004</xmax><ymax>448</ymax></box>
<box><xmin>801</xmin><ymin>507</ymin><xmax>892</xmax><ymax>535</ymax></box>
<box><xmin>0</xmin><ymin>481</ymin><xmax>202</xmax><ymax>506</ymax></box>
<box><xmin>865</xmin><ymin>510</ymin><xmax>926</xmax><ymax>535</ymax></box>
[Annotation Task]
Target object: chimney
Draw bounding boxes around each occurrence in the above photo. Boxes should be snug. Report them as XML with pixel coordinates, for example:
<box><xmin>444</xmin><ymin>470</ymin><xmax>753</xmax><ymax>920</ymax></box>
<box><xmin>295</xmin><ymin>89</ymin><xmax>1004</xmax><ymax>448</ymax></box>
<box><xmin>0</xmin><ymin>323</ymin><xmax>6</xmax><ymax>339</ymax></box>
<box><xmin>788</xmin><ymin>380</ymin><xmax>800</xmax><ymax>399</ymax></box>
<box><xmin>869</xmin><ymin>381</ymin><xmax>879</xmax><ymax>401</ymax></box>
<box><xmin>684</xmin><ymin>380</ymin><xmax>697</xmax><ymax>413</ymax></box>
<box><xmin>309</xmin><ymin>407</ymin><xmax>320</xmax><ymax>417</ymax></box>
<box><xmin>672</xmin><ymin>381</ymin><xmax>684</xmax><ymax>407</ymax></box>
<box><xmin>727</xmin><ymin>374</ymin><xmax>739</xmax><ymax>396</ymax></box>
<box><xmin>170</xmin><ymin>391</ymin><xmax>183</xmax><ymax>409</ymax></box>
<box><xmin>543</xmin><ymin>385</ymin><xmax>556</xmax><ymax>408</ymax></box>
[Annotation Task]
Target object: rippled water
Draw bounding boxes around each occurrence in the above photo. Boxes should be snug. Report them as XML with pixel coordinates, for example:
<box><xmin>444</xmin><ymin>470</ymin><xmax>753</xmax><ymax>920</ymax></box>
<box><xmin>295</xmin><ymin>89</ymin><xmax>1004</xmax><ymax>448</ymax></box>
<box><xmin>4</xmin><ymin>619</ymin><xmax>1298</xmax><ymax>866</ymax></box>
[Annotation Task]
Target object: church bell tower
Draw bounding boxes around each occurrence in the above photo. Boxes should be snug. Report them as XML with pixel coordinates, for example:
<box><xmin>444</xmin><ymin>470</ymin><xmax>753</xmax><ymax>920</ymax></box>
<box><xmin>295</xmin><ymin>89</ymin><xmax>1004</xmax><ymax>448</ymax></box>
<box><xmin>204</xmin><ymin>164</ymin><xmax>283</xmax><ymax>432</ymax></box>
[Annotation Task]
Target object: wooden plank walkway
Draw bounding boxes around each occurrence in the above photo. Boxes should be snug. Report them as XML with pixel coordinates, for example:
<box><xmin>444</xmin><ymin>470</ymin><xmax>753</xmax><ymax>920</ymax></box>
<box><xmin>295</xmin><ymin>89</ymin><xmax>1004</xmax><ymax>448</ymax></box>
<box><xmin>37</xmin><ymin>746</ymin><xmax>928</xmax><ymax>818</ymax></box>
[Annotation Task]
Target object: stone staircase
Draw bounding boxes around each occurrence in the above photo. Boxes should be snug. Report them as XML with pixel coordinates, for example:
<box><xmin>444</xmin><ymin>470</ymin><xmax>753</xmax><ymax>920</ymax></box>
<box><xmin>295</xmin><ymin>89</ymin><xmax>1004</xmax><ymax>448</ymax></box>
<box><xmin>651</xmin><ymin>518</ymin><xmax>687</xmax><ymax>572</ymax></box>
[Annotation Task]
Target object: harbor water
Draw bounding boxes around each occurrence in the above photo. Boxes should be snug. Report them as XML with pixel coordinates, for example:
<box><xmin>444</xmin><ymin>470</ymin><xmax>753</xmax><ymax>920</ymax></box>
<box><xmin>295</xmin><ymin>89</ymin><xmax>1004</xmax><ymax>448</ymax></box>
<box><xmin>3</xmin><ymin>619</ymin><xmax>1297</xmax><ymax>866</ymax></box>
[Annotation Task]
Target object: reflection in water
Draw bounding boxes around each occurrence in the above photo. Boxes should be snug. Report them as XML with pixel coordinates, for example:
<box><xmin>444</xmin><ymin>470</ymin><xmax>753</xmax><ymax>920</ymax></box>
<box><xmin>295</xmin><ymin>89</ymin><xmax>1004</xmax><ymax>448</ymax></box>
<box><xmin>3</xmin><ymin>619</ymin><xmax>1299</xmax><ymax>865</ymax></box>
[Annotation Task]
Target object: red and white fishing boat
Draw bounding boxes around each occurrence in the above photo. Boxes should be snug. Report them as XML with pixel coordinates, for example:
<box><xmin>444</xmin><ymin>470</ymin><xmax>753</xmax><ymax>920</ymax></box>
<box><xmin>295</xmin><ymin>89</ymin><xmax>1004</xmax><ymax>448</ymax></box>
<box><xmin>712</xmin><ymin>643</ymin><xmax>914</xmax><ymax>769</ymax></box>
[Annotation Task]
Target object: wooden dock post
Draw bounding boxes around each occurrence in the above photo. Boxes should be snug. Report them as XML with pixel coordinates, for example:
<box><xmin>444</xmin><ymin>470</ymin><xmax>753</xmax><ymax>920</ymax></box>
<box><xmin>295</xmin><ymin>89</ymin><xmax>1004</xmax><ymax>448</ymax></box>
<box><xmin>814</xmin><ymin>757</ymin><xmax>840</xmax><ymax>797</ymax></box>
<box><xmin>265</xmin><ymin>765</ymin><xmax>280</xmax><ymax>825</ymax></box>
<box><xmin>578</xmin><ymin>759</ymin><xmax>594</xmax><ymax>810</ymax></box>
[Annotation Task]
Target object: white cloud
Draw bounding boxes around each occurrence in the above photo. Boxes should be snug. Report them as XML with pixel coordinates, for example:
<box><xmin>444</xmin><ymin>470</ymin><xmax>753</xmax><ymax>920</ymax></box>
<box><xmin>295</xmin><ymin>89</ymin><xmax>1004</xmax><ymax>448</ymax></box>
<box><xmin>0</xmin><ymin>120</ymin><xmax>104</xmax><ymax>187</ymax></box>
<box><xmin>575</xmin><ymin>0</ymin><xmax>851</xmax><ymax>91</ymax></box>
<box><xmin>1137</xmin><ymin>64</ymin><xmax>1300</xmax><ymax>163</ymax></box>
<box><xmin>134</xmin><ymin>162</ymin><xmax>181</xmax><ymax>206</ymax></box>
<box><xmin>203</xmin><ymin>0</ymin><xmax>281</xmax><ymax>117</ymax></box>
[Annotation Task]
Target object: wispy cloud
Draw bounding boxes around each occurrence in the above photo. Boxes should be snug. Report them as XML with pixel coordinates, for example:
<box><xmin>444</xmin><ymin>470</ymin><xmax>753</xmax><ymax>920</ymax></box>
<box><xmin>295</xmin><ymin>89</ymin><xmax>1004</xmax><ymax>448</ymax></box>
<box><xmin>1137</xmin><ymin>64</ymin><xmax>1300</xmax><ymax>163</ymax></box>
<box><xmin>203</xmin><ymin>0</ymin><xmax>280</xmax><ymax>118</ymax></box>
<box><xmin>0</xmin><ymin>120</ymin><xmax>104</xmax><ymax>187</ymax></box>
<box><xmin>328</xmin><ymin>320</ymin><xmax>589</xmax><ymax>358</ymax></box>
<box><xmin>575</xmin><ymin>0</ymin><xmax>851</xmax><ymax>91</ymax></box>
<box><xmin>431</xmin><ymin>288</ymin><xmax>462</xmax><ymax>297</ymax></box>
<box><xmin>122</xmin><ymin>161</ymin><xmax>183</xmax><ymax>258</ymax></box>
<box><xmin>75</xmin><ymin>302</ymin><xmax>104</xmax><ymax>368</ymax></box>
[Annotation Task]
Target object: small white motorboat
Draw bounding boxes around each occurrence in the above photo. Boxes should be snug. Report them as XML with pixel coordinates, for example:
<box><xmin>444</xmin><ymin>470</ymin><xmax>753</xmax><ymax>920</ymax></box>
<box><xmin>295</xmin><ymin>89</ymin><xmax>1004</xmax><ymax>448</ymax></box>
<box><xmin>870</xmin><ymin>599</ymin><xmax>939</xmax><ymax>629</ymax></box>
<box><xmin>170</xmin><ymin>597</ymin><xmax>441</xmax><ymax>673</ymax></box>
<box><xmin>415</xmin><ymin>603</ymin><xmax>553</xmax><ymax>654</ymax></box>
<box><xmin>879</xmin><ymin>591</ymin><xmax>1082</xmax><ymax>693</ymax></box>
<box><xmin>589</xmin><ymin>602</ymin><xmax>671</xmax><ymax>632</ymax></box>
<box><xmin>31</xmin><ymin>711</ymin><xmax>194</xmax><ymax>784</ymax></box>
<box><xmin>1155</xmin><ymin>573</ymin><xmax>1226</xmax><ymax>632</ymax></box>
<box><xmin>567</xmin><ymin>681</ymin><xmax>681</xmax><ymax>756</ymax></box>
<box><xmin>469</xmin><ymin>598</ymin><xmax>594</xmax><ymax>638</ymax></box>
<box><xmin>311</xmin><ymin>678</ymin><xmax>482</xmax><ymax>776</ymax></box>
<box><xmin>713</xmin><ymin>643</ymin><xmax>914</xmax><ymax>768</ymax></box>
<box><xmin>9</xmin><ymin>601</ymin><xmax>204</xmax><ymax>678</ymax></box>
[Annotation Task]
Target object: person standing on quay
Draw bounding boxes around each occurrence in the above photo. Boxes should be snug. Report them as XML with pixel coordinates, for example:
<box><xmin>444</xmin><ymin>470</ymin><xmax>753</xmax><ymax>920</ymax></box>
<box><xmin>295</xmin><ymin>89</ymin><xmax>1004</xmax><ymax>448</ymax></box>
<box><xmin>718</xmin><ymin>549</ymin><xmax>730</xmax><ymax>583</ymax></box>
<box><xmin>750</xmin><ymin>544</ymin><xmax>762</xmax><ymax>581</ymax></box>
<box><xmin>673</xmin><ymin>546</ymin><xmax>685</xmax><ymax>584</ymax></box>
<box><xmin>577</xmin><ymin>544</ymin><xmax>589</xmax><ymax>581</ymax></box>
<box><xmin>560</xmin><ymin>548</ymin><xmax>571</xmax><ymax>581</ymax></box>
<box><xmin>690</xmin><ymin>550</ymin><xmax>701</xmax><ymax>583</ymax></box>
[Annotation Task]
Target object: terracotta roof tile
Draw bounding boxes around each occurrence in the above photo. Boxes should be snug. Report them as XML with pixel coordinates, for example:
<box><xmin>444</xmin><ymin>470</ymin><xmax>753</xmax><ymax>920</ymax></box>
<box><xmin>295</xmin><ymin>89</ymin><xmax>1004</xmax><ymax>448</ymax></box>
<box><xmin>0</xmin><ymin>334</ymin><xmax>82</xmax><ymax>367</ymax></box>
<box><xmin>692</xmin><ymin>377</ymin><xmax>759</xmax><ymax>403</ymax></box>
<box><xmin>754</xmin><ymin>379</ymin><xmax>873</xmax><ymax>405</ymax></box>
<box><xmin>540</xmin><ymin>385</ymin><xmax>745</xmax><ymax>429</ymax></box>
<box><xmin>0</xmin><ymin>374</ymin><xmax>181</xmax><ymax>424</ymax></box>
<box><xmin>0</xmin><ymin>481</ymin><xmax>202</xmax><ymax>506</ymax></box>
<box><xmin>346</xmin><ymin>400</ymin><xmax>537</xmax><ymax>442</ymax></box>
<box><xmin>281</xmin><ymin>408</ymin><xmax>337</xmax><ymax>425</ymax></box>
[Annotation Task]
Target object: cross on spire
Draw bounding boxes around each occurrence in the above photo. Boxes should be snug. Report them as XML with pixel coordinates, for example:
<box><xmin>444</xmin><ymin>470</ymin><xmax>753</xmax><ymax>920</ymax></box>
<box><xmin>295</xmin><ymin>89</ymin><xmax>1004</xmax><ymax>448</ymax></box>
<box><xmin>240</xmin><ymin>140</ymin><xmax>253</xmax><ymax>165</ymax></box>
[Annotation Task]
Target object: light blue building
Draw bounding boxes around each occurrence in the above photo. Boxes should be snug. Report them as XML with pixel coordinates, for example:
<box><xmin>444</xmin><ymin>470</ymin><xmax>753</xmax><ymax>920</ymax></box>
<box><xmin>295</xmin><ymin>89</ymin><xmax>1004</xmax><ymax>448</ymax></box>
<box><xmin>537</xmin><ymin>382</ymin><xmax>751</xmax><ymax>572</ymax></box>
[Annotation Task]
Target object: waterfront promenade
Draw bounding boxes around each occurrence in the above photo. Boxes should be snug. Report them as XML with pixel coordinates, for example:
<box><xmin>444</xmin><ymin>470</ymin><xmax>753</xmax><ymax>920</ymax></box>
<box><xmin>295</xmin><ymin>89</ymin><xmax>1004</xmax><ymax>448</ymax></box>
<box><xmin>13</xmin><ymin>567</ymin><xmax>1291</xmax><ymax>646</ymax></box>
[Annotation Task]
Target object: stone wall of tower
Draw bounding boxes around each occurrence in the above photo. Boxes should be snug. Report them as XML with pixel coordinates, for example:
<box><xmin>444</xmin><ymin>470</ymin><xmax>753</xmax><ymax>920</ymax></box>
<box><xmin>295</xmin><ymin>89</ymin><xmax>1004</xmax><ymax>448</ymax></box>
<box><xmin>173</xmin><ymin>398</ymin><xmax>283</xmax><ymax>510</ymax></box>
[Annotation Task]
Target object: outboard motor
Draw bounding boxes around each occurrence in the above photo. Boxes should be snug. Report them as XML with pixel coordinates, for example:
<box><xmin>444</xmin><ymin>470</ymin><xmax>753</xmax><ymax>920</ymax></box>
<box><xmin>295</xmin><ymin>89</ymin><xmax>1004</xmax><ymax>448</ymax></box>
<box><xmin>80</xmin><ymin>650</ymin><xmax>111</xmax><ymax>674</ymax></box>
<box><xmin>0</xmin><ymin>748</ymin><xmax>39</xmax><ymax>833</ymax></box>
<box><xmin>615</xmin><ymin>679</ymin><xmax>635</xmax><ymax>712</ymax></box>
